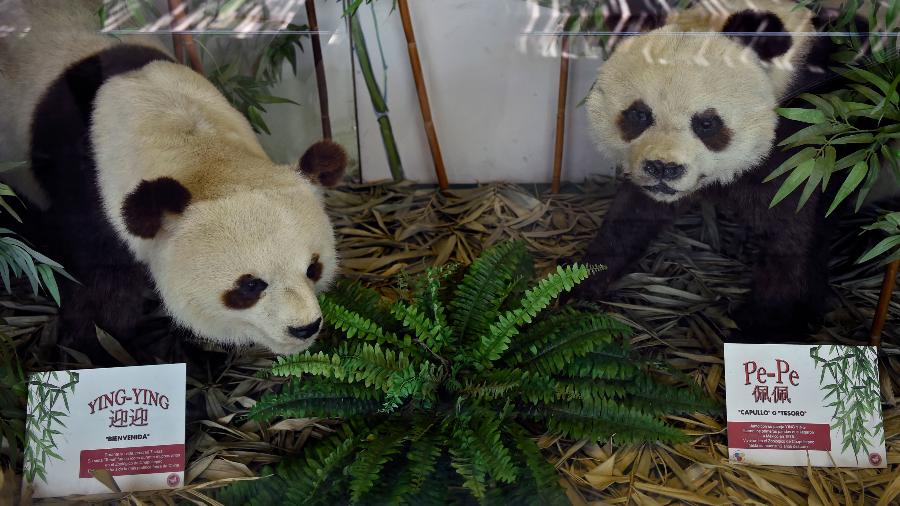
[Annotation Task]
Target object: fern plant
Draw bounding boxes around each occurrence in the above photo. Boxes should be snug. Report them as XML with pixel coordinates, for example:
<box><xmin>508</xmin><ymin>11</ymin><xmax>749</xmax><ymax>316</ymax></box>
<box><xmin>220</xmin><ymin>241</ymin><xmax>715</xmax><ymax>505</ymax></box>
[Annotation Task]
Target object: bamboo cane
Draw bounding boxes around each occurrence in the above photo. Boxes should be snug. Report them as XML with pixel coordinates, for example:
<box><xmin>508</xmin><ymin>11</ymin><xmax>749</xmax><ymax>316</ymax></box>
<box><xmin>166</xmin><ymin>0</ymin><xmax>204</xmax><ymax>74</ymax></box>
<box><xmin>869</xmin><ymin>258</ymin><xmax>899</xmax><ymax>347</ymax></box>
<box><xmin>397</xmin><ymin>0</ymin><xmax>448</xmax><ymax>190</ymax></box>
<box><xmin>349</xmin><ymin>11</ymin><xmax>404</xmax><ymax>181</ymax></box>
<box><xmin>551</xmin><ymin>35</ymin><xmax>571</xmax><ymax>194</ymax></box>
<box><xmin>305</xmin><ymin>0</ymin><xmax>332</xmax><ymax>140</ymax></box>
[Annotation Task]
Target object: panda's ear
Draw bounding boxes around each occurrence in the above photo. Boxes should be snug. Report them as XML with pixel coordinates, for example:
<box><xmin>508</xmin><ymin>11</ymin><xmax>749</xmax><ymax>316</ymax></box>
<box><xmin>722</xmin><ymin>10</ymin><xmax>793</xmax><ymax>61</ymax></box>
<box><xmin>122</xmin><ymin>177</ymin><xmax>192</xmax><ymax>239</ymax></box>
<box><xmin>298</xmin><ymin>140</ymin><xmax>347</xmax><ymax>187</ymax></box>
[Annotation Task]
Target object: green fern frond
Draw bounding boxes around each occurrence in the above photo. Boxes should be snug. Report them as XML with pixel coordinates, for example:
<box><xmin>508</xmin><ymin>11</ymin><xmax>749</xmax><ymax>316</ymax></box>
<box><xmin>458</xmin><ymin>368</ymin><xmax>530</xmax><ymax>400</ymax></box>
<box><xmin>249</xmin><ymin>380</ymin><xmax>383</xmax><ymax>420</ymax></box>
<box><xmin>448</xmin><ymin>440</ymin><xmax>488</xmax><ymax>499</ymax></box>
<box><xmin>563</xmin><ymin>347</ymin><xmax>642</xmax><ymax>380</ymax></box>
<box><xmin>348</xmin><ymin>422</ymin><xmax>411</xmax><ymax>502</ymax></box>
<box><xmin>449</xmin><ymin>241</ymin><xmax>533</xmax><ymax>344</ymax></box>
<box><xmin>497</xmin><ymin>424</ymin><xmax>569</xmax><ymax>506</ymax></box>
<box><xmin>528</xmin><ymin>400</ymin><xmax>687</xmax><ymax>443</ymax></box>
<box><xmin>320</xmin><ymin>293</ymin><xmax>405</xmax><ymax>349</ymax></box>
<box><xmin>270</xmin><ymin>351</ymin><xmax>345</xmax><ymax>380</ymax></box>
<box><xmin>341</xmin><ymin>343</ymin><xmax>408</xmax><ymax>388</ymax></box>
<box><xmin>511</xmin><ymin>312</ymin><xmax>629</xmax><ymax>374</ymax></box>
<box><xmin>382</xmin><ymin>361</ymin><xmax>443</xmax><ymax>412</ymax></box>
<box><xmin>625</xmin><ymin>375</ymin><xmax>720</xmax><ymax>415</ymax></box>
<box><xmin>378</xmin><ymin>419</ymin><xmax>444</xmax><ymax>503</ymax></box>
<box><xmin>471</xmin><ymin>264</ymin><xmax>594</xmax><ymax>366</ymax></box>
<box><xmin>391</xmin><ymin>299</ymin><xmax>453</xmax><ymax>355</ymax></box>
<box><xmin>219</xmin><ymin>423</ymin><xmax>362</xmax><ymax>506</ymax></box>
<box><xmin>324</xmin><ymin>279</ymin><xmax>398</xmax><ymax>331</ymax></box>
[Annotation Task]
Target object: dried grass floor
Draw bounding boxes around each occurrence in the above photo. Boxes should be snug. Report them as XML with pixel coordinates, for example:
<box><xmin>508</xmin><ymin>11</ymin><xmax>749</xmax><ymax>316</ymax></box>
<box><xmin>4</xmin><ymin>179</ymin><xmax>900</xmax><ymax>505</ymax></box>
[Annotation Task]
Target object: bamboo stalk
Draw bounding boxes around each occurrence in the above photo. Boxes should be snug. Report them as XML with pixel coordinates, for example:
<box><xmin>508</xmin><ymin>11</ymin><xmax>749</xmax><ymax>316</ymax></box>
<box><xmin>349</xmin><ymin>11</ymin><xmax>404</xmax><ymax>181</ymax></box>
<box><xmin>869</xmin><ymin>258</ymin><xmax>899</xmax><ymax>347</ymax></box>
<box><xmin>305</xmin><ymin>0</ymin><xmax>332</xmax><ymax>140</ymax></box>
<box><xmin>551</xmin><ymin>35</ymin><xmax>571</xmax><ymax>194</ymax></box>
<box><xmin>397</xmin><ymin>0</ymin><xmax>448</xmax><ymax>190</ymax></box>
<box><xmin>166</xmin><ymin>0</ymin><xmax>204</xmax><ymax>74</ymax></box>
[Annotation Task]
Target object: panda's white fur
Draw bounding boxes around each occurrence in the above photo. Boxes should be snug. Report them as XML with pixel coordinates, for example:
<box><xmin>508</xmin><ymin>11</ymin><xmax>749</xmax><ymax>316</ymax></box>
<box><xmin>586</xmin><ymin>0</ymin><xmax>823</xmax><ymax>203</ymax></box>
<box><xmin>587</xmin><ymin>27</ymin><xmax>778</xmax><ymax>202</ymax></box>
<box><xmin>0</xmin><ymin>1</ymin><xmax>345</xmax><ymax>356</ymax></box>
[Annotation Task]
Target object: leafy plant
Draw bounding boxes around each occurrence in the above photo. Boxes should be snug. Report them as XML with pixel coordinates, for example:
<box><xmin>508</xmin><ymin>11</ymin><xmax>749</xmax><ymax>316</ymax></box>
<box><xmin>23</xmin><ymin>370</ymin><xmax>79</xmax><ymax>483</ymax></box>
<box><xmin>0</xmin><ymin>163</ymin><xmax>72</xmax><ymax>305</ymax></box>
<box><xmin>0</xmin><ymin>335</ymin><xmax>27</xmax><ymax>471</ymax></box>
<box><xmin>766</xmin><ymin>1</ymin><xmax>900</xmax><ymax>264</ymax></box>
<box><xmin>220</xmin><ymin>241</ymin><xmax>715</xmax><ymax>505</ymax></box>
<box><xmin>810</xmin><ymin>345</ymin><xmax>882</xmax><ymax>460</ymax></box>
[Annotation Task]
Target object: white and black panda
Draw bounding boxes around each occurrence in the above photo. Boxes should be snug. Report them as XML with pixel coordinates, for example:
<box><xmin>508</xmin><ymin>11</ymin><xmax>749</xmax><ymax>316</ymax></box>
<box><xmin>576</xmin><ymin>0</ymin><xmax>875</xmax><ymax>340</ymax></box>
<box><xmin>0</xmin><ymin>1</ymin><xmax>347</xmax><ymax>358</ymax></box>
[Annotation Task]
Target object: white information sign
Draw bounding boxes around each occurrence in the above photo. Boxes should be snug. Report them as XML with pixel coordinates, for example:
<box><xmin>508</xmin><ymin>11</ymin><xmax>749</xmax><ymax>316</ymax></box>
<box><xmin>24</xmin><ymin>363</ymin><xmax>186</xmax><ymax>498</ymax></box>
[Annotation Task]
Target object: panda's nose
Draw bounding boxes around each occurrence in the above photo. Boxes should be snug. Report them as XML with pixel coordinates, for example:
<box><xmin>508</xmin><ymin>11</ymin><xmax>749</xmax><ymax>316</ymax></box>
<box><xmin>643</xmin><ymin>160</ymin><xmax>685</xmax><ymax>181</ymax></box>
<box><xmin>288</xmin><ymin>318</ymin><xmax>322</xmax><ymax>340</ymax></box>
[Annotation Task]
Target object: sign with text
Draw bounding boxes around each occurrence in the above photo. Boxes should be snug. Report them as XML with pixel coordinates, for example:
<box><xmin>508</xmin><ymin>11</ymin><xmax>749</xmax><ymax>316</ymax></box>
<box><xmin>725</xmin><ymin>344</ymin><xmax>885</xmax><ymax>468</ymax></box>
<box><xmin>24</xmin><ymin>364</ymin><xmax>186</xmax><ymax>498</ymax></box>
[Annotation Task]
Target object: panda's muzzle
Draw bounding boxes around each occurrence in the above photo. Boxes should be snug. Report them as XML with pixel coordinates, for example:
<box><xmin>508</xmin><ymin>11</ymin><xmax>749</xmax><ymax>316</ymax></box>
<box><xmin>288</xmin><ymin>318</ymin><xmax>322</xmax><ymax>340</ymax></box>
<box><xmin>643</xmin><ymin>160</ymin><xmax>685</xmax><ymax>181</ymax></box>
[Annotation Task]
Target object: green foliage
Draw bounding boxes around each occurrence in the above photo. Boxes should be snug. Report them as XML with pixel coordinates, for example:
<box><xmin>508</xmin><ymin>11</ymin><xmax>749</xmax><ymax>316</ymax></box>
<box><xmin>810</xmin><ymin>345</ymin><xmax>882</xmax><ymax>461</ymax></box>
<box><xmin>767</xmin><ymin>1</ymin><xmax>900</xmax><ymax>263</ymax></box>
<box><xmin>222</xmin><ymin>241</ymin><xmax>717</xmax><ymax>504</ymax></box>
<box><xmin>0</xmin><ymin>335</ymin><xmax>27</xmax><ymax>471</ymax></box>
<box><xmin>0</xmin><ymin>164</ymin><xmax>72</xmax><ymax>305</ymax></box>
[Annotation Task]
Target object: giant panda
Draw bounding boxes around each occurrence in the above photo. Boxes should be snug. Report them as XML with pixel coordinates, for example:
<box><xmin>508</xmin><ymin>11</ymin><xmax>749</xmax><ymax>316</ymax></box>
<box><xmin>576</xmin><ymin>0</ymin><xmax>876</xmax><ymax>340</ymax></box>
<box><xmin>0</xmin><ymin>1</ymin><xmax>347</xmax><ymax>358</ymax></box>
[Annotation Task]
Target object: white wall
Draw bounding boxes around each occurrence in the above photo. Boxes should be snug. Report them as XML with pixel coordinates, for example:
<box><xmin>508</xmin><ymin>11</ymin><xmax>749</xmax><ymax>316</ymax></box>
<box><xmin>349</xmin><ymin>0</ymin><xmax>614</xmax><ymax>183</ymax></box>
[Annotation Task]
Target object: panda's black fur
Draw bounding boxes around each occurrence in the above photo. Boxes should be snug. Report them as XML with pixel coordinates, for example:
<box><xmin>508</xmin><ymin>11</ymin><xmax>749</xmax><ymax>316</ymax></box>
<box><xmin>575</xmin><ymin>2</ymin><xmax>874</xmax><ymax>341</ymax></box>
<box><xmin>25</xmin><ymin>45</ymin><xmax>177</xmax><ymax>361</ymax></box>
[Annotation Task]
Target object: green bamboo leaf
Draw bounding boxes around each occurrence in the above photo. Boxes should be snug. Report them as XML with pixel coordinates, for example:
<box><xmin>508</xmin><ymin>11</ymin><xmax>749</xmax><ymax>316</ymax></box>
<box><xmin>796</xmin><ymin>159</ymin><xmax>825</xmax><ymax>211</ymax></box>
<box><xmin>849</xmin><ymin>84</ymin><xmax>885</xmax><ymax>105</ymax></box>
<box><xmin>777</xmin><ymin>107</ymin><xmax>827</xmax><ymax>124</ymax></box>
<box><xmin>827</xmin><ymin>161</ymin><xmax>868</xmax><ymax>216</ymax></box>
<box><xmin>799</xmin><ymin>93</ymin><xmax>834</xmax><ymax>117</ymax></box>
<box><xmin>770</xmin><ymin>159</ymin><xmax>815</xmax><ymax>208</ymax></box>
<box><xmin>855</xmin><ymin>157</ymin><xmax>880</xmax><ymax>212</ymax></box>
<box><xmin>847</xmin><ymin>68</ymin><xmax>893</xmax><ymax>97</ymax></box>
<box><xmin>834</xmin><ymin>149</ymin><xmax>869</xmax><ymax>171</ymax></box>
<box><xmin>831</xmin><ymin>133</ymin><xmax>875</xmax><ymax>145</ymax></box>
<box><xmin>764</xmin><ymin>147</ymin><xmax>816</xmax><ymax>182</ymax></box>
<box><xmin>821</xmin><ymin>146</ymin><xmax>837</xmax><ymax>191</ymax></box>
<box><xmin>857</xmin><ymin>236</ymin><xmax>900</xmax><ymax>264</ymax></box>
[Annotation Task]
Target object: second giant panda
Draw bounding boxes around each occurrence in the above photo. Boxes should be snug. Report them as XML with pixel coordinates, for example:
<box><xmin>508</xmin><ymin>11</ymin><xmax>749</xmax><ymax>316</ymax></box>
<box><xmin>577</xmin><ymin>0</ymin><xmax>880</xmax><ymax>340</ymax></box>
<box><xmin>0</xmin><ymin>1</ymin><xmax>347</xmax><ymax>358</ymax></box>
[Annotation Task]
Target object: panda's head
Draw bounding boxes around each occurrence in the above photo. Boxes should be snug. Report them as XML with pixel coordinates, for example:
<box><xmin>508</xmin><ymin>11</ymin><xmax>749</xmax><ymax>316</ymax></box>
<box><xmin>586</xmin><ymin>5</ymin><xmax>808</xmax><ymax>202</ymax></box>
<box><xmin>125</xmin><ymin>141</ymin><xmax>347</xmax><ymax>355</ymax></box>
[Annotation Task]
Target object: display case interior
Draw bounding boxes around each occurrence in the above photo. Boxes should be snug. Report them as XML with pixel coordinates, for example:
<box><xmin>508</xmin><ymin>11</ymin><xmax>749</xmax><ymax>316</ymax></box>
<box><xmin>0</xmin><ymin>1</ymin><xmax>898</xmax><ymax>504</ymax></box>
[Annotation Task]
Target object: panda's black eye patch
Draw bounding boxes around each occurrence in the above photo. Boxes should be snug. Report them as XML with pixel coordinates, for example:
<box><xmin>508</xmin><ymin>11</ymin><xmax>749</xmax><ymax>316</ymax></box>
<box><xmin>691</xmin><ymin>109</ymin><xmax>732</xmax><ymax>152</ymax></box>
<box><xmin>617</xmin><ymin>100</ymin><xmax>654</xmax><ymax>142</ymax></box>
<box><xmin>307</xmin><ymin>255</ymin><xmax>323</xmax><ymax>282</ymax></box>
<box><xmin>223</xmin><ymin>274</ymin><xmax>268</xmax><ymax>309</ymax></box>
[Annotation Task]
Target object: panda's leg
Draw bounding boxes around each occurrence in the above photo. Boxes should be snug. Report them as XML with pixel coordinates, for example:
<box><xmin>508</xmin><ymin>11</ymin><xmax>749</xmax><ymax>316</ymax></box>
<box><xmin>736</xmin><ymin>202</ymin><xmax>828</xmax><ymax>342</ymax></box>
<box><xmin>573</xmin><ymin>182</ymin><xmax>682</xmax><ymax>299</ymax></box>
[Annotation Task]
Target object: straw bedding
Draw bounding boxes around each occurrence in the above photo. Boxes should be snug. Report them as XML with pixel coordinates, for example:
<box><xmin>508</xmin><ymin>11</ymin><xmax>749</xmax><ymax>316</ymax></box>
<box><xmin>2</xmin><ymin>179</ymin><xmax>898</xmax><ymax>505</ymax></box>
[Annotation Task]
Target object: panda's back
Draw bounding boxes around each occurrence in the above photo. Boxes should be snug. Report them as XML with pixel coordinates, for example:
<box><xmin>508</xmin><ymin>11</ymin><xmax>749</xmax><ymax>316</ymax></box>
<box><xmin>0</xmin><ymin>0</ymin><xmax>168</xmax><ymax>205</ymax></box>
